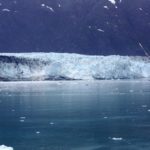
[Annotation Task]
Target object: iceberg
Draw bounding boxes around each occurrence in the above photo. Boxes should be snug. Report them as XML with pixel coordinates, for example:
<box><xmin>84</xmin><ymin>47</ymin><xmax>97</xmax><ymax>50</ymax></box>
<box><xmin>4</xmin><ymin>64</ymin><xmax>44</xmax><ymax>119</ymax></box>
<box><xmin>0</xmin><ymin>145</ymin><xmax>13</xmax><ymax>150</ymax></box>
<box><xmin>0</xmin><ymin>53</ymin><xmax>149</xmax><ymax>81</ymax></box>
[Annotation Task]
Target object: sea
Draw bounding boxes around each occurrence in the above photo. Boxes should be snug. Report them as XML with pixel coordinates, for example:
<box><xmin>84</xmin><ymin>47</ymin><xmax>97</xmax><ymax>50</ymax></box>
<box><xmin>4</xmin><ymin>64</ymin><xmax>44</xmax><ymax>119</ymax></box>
<box><xmin>0</xmin><ymin>80</ymin><xmax>150</xmax><ymax>150</ymax></box>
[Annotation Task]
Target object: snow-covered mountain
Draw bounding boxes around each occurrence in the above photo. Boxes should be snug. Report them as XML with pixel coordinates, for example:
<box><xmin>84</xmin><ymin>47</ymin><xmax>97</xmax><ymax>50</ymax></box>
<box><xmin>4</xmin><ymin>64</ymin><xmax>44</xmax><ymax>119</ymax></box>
<box><xmin>0</xmin><ymin>53</ymin><xmax>149</xmax><ymax>81</ymax></box>
<box><xmin>0</xmin><ymin>0</ymin><xmax>150</xmax><ymax>55</ymax></box>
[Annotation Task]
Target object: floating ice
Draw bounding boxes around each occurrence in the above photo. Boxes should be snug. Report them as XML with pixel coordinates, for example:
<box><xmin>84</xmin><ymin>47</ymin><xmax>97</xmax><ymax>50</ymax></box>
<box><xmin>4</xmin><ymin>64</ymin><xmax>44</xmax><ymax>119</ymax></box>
<box><xmin>20</xmin><ymin>117</ymin><xmax>26</xmax><ymax>119</ymax></box>
<box><xmin>20</xmin><ymin>120</ymin><xmax>25</xmax><ymax>122</ymax></box>
<box><xmin>41</xmin><ymin>4</ymin><xmax>45</xmax><ymax>7</ymax></box>
<box><xmin>36</xmin><ymin>131</ymin><xmax>40</xmax><ymax>134</ymax></box>
<box><xmin>142</xmin><ymin>105</ymin><xmax>147</xmax><ymax>108</ymax></box>
<box><xmin>50</xmin><ymin>122</ymin><xmax>55</xmax><ymax>125</ymax></box>
<box><xmin>0</xmin><ymin>53</ymin><xmax>149</xmax><ymax>81</ymax></box>
<box><xmin>0</xmin><ymin>145</ymin><xmax>13</xmax><ymax>150</ymax></box>
<box><xmin>104</xmin><ymin>117</ymin><xmax>108</xmax><ymax>119</ymax></box>
<box><xmin>112</xmin><ymin>137</ymin><xmax>123</xmax><ymax>141</ymax></box>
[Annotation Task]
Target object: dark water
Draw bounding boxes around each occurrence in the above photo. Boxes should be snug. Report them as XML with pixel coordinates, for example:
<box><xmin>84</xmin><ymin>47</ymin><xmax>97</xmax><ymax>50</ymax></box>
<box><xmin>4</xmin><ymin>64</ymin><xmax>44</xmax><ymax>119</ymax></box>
<box><xmin>0</xmin><ymin>80</ymin><xmax>150</xmax><ymax>150</ymax></box>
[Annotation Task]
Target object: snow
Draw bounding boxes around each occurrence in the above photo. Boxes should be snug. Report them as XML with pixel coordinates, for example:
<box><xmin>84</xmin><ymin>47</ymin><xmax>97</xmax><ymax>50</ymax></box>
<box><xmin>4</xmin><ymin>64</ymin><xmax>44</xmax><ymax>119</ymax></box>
<box><xmin>41</xmin><ymin>4</ymin><xmax>54</xmax><ymax>12</ymax></box>
<box><xmin>0</xmin><ymin>53</ymin><xmax>150</xmax><ymax>81</ymax></box>
<box><xmin>41</xmin><ymin>4</ymin><xmax>45</xmax><ymax>7</ymax></box>
<box><xmin>139</xmin><ymin>42</ymin><xmax>149</xmax><ymax>57</ymax></box>
<box><xmin>104</xmin><ymin>6</ymin><xmax>109</xmax><ymax>9</ymax></box>
<box><xmin>108</xmin><ymin>0</ymin><xmax>116</xmax><ymax>5</ymax></box>
<box><xmin>0</xmin><ymin>145</ymin><xmax>13</xmax><ymax>150</ymax></box>
<box><xmin>58</xmin><ymin>4</ymin><xmax>61</xmax><ymax>8</ymax></box>
<box><xmin>46</xmin><ymin>6</ymin><xmax>54</xmax><ymax>12</ymax></box>
<box><xmin>97</xmin><ymin>29</ymin><xmax>105</xmax><ymax>32</ymax></box>
<box><xmin>2</xmin><ymin>9</ymin><xmax>10</xmax><ymax>12</ymax></box>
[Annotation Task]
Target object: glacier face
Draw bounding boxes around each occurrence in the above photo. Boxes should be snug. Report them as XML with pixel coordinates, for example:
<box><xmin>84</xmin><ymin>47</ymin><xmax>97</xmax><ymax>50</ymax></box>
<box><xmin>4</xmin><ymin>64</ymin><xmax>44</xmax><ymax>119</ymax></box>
<box><xmin>0</xmin><ymin>53</ymin><xmax>149</xmax><ymax>81</ymax></box>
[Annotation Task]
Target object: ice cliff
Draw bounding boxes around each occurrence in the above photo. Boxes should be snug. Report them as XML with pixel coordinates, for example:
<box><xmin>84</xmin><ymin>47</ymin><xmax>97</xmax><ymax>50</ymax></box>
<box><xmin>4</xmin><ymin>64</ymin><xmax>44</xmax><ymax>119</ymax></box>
<box><xmin>0</xmin><ymin>53</ymin><xmax>149</xmax><ymax>81</ymax></box>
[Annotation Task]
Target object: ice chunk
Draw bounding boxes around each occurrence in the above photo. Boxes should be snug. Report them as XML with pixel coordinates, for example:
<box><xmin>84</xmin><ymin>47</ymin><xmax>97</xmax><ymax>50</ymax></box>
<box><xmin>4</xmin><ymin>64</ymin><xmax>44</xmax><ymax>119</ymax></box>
<box><xmin>104</xmin><ymin>117</ymin><xmax>108</xmax><ymax>119</ymax></box>
<box><xmin>0</xmin><ymin>145</ymin><xmax>13</xmax><ymax>150</ymax></box>
<box><xmin>142</xmin><ymin>105</ymin><xmax>147</xmax><ymax>108</ymax></box>
<box><xmin>112</xmin><ymin>137</ymin><xmax>123</xmax><ymax>141</ymax></box>
<box><xmin>19</xmin><ymin>119</ymin><xmax>25</xmax><ymax>122</ymax></box>
<box><xmin>50</xmin><ymin>122</ymin><xmax>55</xmax><ymax>125</ymax></box>
<box><xmin>36</xmin><ymin>131</ymin><xmax>40</xmax><ymax>134</ymax></box>
<box><xmin>20</xmin><ymin>117</ymin><xmax>26</xmax><ymax>119</ymax></box>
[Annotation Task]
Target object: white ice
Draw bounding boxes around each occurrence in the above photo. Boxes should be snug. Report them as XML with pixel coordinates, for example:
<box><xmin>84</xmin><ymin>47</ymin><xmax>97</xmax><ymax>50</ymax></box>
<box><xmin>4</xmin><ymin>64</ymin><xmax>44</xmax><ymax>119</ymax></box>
<box><xmin>0</xmin><ymin>53</ymin><xmax>150</xmax><ymax>81</ymax></box>
<box><xmin>97</xmin><ymin>29</ymin><xmax>105</xmax><ymax>32</ymax></box>
<box><xmin>0</xmin><ymin>145</ymin><xmax>13</xmax><ymax>150</ymax></box>
<box><xmin>2</xmin><ymin>9</ymin><xmax>10</xmax><ymax>12</ymax></box>
<box><xmin>112</xmin><ymin>137</ymin><xmax>123</xmax><ymax>141</ymax></box>
<box><xmin>104</xmin><ymin>6</ymin><xmax>109</xmax><ymax>9</ymax></box>
<box><xmin>108</xmin><ymin>0</ymin><xmax>116</xmax><ymax>5</ymax></box>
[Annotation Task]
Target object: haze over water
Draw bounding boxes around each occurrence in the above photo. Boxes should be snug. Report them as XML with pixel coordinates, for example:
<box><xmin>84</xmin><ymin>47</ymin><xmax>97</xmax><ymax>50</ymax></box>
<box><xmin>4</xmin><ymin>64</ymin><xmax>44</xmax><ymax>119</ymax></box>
<box><xmin>0</xmin><ymin>80</ymin><xmax>150</xmax><ymax>150</ymax></box>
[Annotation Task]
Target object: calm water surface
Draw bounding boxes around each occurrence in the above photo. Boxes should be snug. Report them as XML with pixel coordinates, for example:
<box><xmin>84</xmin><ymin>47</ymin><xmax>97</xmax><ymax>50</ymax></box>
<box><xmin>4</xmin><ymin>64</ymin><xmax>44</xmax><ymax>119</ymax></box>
<box><xmin>0</xmin><ymin>80</ymin><xmax>150</xmax><ymax>150</ymax></box>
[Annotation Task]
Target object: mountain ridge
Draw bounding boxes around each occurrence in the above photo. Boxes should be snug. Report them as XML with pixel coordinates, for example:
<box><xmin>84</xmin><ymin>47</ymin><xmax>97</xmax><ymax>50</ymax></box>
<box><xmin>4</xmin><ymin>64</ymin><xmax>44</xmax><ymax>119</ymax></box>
<box><xmin>0</xmin><ymin>0</ymin><xmax>150</xmax><ymax>55</ymax></box>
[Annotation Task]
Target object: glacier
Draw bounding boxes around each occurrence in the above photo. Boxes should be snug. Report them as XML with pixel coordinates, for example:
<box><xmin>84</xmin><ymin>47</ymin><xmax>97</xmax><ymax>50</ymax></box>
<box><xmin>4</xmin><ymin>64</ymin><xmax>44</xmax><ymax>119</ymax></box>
<box><xmin>0</xmin><ymin>53</ymin><xmax>149</xmax><ymax>81</ymax></box>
